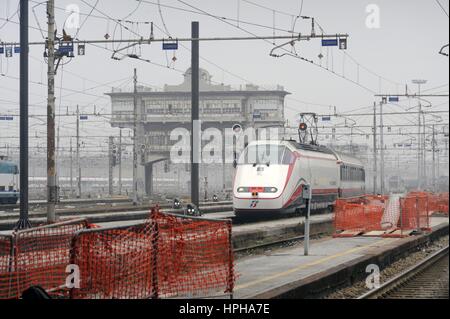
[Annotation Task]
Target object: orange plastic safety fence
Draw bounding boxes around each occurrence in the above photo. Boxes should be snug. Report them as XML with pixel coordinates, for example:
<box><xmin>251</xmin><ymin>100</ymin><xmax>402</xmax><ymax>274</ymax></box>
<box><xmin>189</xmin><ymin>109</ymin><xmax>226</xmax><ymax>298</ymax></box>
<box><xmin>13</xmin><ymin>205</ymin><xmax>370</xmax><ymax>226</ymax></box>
<box><xmin>153</xmin><ymin>212</ymin><xmax>234</xmax><ymax>298</ymax></box>
<box><xmin>336</xmin><ymin>195</ymin><xmax>388</xmax><ymax>207</ymax></box>
<box><xmin>364</xmin><ymin>195</ymin><xmax>389</xmax><ymax>208</ymax></box>
<box><xmin>399</xmin><ymin>194</ymin><xmax>430</xmax><ymax>231</ymax></box>
<box><xmin>427</xmin><ymin>194</ymin><xmax>440</xmax><ymax>213</ymax></box>
<box><xmin>69</xmin><ymin>212</ymin><xmax>235</xmax><ymax>299</ymax></box>
<box><xmin>334</xmin><ymin>203</ymin><xmax>384</xmax><ymax>233</ymax></box>
<box><xmin>0</xmin><ymin>235</ymin><xmax>14</xmax><ymax>299</ymax></box>
<box><xmin>436</xmin><ymin>193</ymin><xmax>449</xmax><ymax>215</ymax></box>
<box><xmin>70</xmin><ymin>222</ymin><xmax>155</xmax><ymax>299</ymax></box>
<box><xmin>0</xmin><ymin>219</ymin><xmax>89</xmax><ymax>299</ymax></box>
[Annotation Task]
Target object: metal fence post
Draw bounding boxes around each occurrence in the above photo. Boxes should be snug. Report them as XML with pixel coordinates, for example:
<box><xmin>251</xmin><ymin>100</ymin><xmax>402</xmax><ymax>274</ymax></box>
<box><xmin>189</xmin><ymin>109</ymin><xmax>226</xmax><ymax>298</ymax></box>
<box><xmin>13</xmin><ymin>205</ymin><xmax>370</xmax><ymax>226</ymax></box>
<box><xmin>416</xmin><ymin>196</ymin><xmax>420</xmax><ymax>232</ymax></box>
<box><xmin>151</xmin><ymin>215</ymin><xmax>159</xmax><ymax>299</ymax></box>
<box><xmin>226</xmin><ymin>220</ymin><xmax>234</xmax><ymax>299</ymax></box>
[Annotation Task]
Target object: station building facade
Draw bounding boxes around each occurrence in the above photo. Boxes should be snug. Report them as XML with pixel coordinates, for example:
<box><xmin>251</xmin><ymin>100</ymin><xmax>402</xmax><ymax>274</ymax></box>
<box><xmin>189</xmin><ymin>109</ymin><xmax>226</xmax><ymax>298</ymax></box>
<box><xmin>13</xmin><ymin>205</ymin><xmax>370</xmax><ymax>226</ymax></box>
<box><xmin>107</xmin><ymin>68</ymin><xmax>289</xmax><ymax>197</ymax></box>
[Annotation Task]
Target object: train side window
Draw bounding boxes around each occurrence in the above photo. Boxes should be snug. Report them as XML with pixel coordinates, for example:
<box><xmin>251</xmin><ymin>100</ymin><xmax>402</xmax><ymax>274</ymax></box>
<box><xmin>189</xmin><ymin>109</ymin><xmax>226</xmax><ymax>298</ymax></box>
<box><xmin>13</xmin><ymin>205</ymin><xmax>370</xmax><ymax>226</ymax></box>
<box><xmin>0</xmin><ymin>186</ymin><xmax>5</xmax><ymax>192</ymax></box>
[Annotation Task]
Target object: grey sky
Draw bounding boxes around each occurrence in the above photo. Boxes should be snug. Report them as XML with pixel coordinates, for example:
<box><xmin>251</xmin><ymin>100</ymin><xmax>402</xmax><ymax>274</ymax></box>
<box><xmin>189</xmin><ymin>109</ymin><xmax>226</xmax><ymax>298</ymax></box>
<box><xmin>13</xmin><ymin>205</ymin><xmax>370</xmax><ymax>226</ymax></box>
<box><xmin>0</xmin><ymin>0</ymin><xmax>448</xmax><ymax>173</ymax></box>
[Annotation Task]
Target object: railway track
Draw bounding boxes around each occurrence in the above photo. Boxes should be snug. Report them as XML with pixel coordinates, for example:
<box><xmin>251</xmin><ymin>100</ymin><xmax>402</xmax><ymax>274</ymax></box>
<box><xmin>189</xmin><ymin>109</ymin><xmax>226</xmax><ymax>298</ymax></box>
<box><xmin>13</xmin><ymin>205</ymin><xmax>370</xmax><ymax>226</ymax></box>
<box><xmin>358</xmin><ymin>246</ymin><xmax>449</xmax><ymax>299</ymax></box>
<box><xmin>0</xmin><ymin>202</ymin><xmax>234</xmax><ymax>231</ymax></box>
<box><xmin>234</xmin><ymin>235</ymin><xmax>307</xmax><ymax>253</ymax></box>
<box><xmin>0</xmin><ymin>198</ymin><xmax>132</xmax><ymax>211</ymax></box>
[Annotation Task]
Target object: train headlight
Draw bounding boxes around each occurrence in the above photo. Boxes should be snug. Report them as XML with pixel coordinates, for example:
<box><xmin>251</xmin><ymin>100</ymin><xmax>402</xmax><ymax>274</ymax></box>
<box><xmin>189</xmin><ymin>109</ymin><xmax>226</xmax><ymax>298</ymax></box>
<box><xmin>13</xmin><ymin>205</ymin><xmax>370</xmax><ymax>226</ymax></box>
<box><xmin>269</xmin><ymin>187</ymin><xmax>278</xmax><ymax>193</ymax></box>
<box><xmin>185</xmin><ymin>203</ymin><xmax>200</xmax><ymax>216</ymax></box>
<box><xmin>173</xmin><ymin>198</ymin><xmax>182</xmax><ymax>209</ymax></box>
<box><xmin>237</xmin><ymin>187</ymin><xmax>247</xmax><ymax>193</ymax></box>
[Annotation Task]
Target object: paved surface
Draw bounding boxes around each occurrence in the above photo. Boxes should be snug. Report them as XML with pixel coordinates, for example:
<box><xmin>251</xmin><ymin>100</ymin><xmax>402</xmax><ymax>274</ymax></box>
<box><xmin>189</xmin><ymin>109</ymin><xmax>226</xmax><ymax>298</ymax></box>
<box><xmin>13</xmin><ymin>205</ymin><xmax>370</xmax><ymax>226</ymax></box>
<box><xmin>233</xmin><ymin>216</ymin><xmax>449</xmax><ymax>299</ymax></box>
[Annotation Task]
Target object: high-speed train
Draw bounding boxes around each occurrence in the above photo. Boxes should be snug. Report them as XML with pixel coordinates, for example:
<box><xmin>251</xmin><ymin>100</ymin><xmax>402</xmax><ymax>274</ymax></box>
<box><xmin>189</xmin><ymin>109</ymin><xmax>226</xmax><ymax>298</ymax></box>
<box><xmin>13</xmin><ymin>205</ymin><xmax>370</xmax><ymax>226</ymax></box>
<box><xmin>0</xmin><ymin>159</ymin><xmax>20</xmax><ymax>205</ymax></box>
<box><xmin>233</xmin><ymin>140</ymin><xmax>365</xmax><ymax>215</ymax></box>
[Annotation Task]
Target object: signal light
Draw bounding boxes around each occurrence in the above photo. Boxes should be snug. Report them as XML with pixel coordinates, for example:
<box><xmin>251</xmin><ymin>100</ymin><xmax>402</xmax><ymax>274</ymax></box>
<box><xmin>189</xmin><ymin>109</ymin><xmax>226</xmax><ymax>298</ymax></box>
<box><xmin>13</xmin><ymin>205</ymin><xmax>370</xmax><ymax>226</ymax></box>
<box><xmin>299</xmin><ymin>123</ymin><xmax>308</xmax><ymax>131</ymax></box>
<box><xmin>232</xmin><ymin>124</ymin><xmax>243</xmax><ymax>134</ymax></box>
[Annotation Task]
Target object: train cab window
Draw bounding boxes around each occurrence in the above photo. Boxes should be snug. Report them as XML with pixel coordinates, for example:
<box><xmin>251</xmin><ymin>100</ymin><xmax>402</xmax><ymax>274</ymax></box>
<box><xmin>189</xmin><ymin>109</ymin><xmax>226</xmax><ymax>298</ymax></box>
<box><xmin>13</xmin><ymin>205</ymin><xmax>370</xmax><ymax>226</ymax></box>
<box><xmin>239</xmin><ymin>145</ymin><xmax>288</xmax><ymax>165</ymax></box>
<box><xmin>282</xmin><ymin>149</ymin><xmax>296</xmax><ymax>165</ymax></box>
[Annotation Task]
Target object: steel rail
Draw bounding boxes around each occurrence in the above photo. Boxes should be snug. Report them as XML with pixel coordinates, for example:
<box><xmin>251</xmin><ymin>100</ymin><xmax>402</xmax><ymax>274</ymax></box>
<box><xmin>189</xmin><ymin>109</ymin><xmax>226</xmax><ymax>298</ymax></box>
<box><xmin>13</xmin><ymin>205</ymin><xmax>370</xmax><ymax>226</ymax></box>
<box><xmin>358</xmin><ymin>245</ymin><xmax>449</xmax><ymax>299</ymax></box>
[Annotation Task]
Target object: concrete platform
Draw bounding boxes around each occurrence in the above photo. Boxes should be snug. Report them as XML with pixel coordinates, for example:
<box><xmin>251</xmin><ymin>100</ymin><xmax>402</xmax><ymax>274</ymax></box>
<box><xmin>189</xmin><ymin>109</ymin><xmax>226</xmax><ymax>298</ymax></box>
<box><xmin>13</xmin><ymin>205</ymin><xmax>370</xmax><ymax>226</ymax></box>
<box><xmin>233</xmin><ymin>216</ymin><xmax>449</xmax><ymax>299</ymax></box>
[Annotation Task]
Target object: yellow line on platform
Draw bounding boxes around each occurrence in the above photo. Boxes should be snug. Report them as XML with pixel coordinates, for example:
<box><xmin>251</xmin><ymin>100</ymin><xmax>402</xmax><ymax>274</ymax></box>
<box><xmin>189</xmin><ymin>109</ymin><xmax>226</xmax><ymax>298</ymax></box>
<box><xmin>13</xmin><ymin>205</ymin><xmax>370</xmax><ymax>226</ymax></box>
<box><xmin>235</xmin><ymin>239</ymin><xmax>387</xmax><ymax>291</ymax></box>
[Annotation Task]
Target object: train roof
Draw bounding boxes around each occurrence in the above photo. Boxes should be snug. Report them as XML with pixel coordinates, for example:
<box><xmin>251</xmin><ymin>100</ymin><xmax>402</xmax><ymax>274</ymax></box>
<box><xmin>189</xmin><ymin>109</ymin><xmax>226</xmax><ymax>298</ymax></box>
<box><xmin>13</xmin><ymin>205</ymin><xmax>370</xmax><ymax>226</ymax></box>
<box><xmin>287</xmin><ymin>141</ymin><xmax>336</xmax><ymax>156</ymax></box>
<box><xmin>291</xmin><ymin>143</ymin><xmax>364</xmax><ymax>167</ymax></box>
<box><xmin>0</xmin><ymin>161</ymin><xmax>19</xmax><ymax>174</ymax></box>
<box><xmin>331</xmin><ymin>151</ymin><xmax>364</xmax><ymax>167</ymax></box>
<box><xmin>246</xmin><ymin>140</ymin><xmax>364</xmax><ymax>166</ymax></box>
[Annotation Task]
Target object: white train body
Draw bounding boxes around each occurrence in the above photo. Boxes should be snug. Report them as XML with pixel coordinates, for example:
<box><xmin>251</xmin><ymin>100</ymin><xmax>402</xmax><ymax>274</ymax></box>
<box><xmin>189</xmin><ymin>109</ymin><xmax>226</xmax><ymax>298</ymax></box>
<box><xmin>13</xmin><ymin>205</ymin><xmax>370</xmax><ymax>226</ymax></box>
<box><xmin>0</xmin><ymin>160</ymin><xmax>20</xmax><ymax>204</ymax></box>
<box><xmin>233</xmin><ymin>140</ymin><xmax>365</xmax><ymax>215</ymax></box>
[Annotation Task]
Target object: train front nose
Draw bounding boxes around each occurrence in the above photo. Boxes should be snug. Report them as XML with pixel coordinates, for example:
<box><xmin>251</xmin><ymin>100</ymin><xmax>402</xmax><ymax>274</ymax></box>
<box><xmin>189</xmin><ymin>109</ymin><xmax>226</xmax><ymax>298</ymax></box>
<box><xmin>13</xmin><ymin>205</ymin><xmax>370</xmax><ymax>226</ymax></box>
<box><xmin>233</xmin><ymin>164</ymin><xmax>289</xmax><ymax>212</ymax></box>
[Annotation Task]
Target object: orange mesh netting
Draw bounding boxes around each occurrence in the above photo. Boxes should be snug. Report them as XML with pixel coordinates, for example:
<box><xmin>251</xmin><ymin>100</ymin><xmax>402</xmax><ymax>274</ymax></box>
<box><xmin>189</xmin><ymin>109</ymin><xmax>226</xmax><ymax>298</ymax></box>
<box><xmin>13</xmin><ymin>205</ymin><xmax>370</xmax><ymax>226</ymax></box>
<box><xmin>399</xmin><ymin>194</ymin><xmax>430</xmax><ymax>231</ymax></box>
<box><xmin>153</xmin><ymin>212</ymin><xmax>234</xmax><ymax>298</ymax></box>
<box><xmin>334</xmin><ymin>201</ymin><xmax>384</xmax><ymax>235</ymax></box>
<box><xmin>69</xmin><ymin>211</ymin><xmax>235</xmax><ymax>299</ymax></box>
<box><xmin>0</xmin><ymin>219</ymin><xmax>89</xmax><ymax>299</ymax></box>
<box><xmin>430</xmin><ymin>192</ymin><xmax>449</xmax><ymax>215</ymax></box>
<box><xmin>0</xmin><ymin>235</ymin><xmax>14</xmax><ymax>299</ymax></box>
<box><xmin>70</xmin><ymin>222</ymin><xmax>155</xmax><ymax>299</ymax></box>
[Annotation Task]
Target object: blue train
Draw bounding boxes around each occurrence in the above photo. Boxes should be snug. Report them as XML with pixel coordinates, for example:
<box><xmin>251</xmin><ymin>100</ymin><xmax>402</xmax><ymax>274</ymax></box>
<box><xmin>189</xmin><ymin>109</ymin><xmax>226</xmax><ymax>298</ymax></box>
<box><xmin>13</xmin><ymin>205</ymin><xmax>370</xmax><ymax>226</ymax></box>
<box><xmin>0</xmin><ymin>159</ymin><xmax>20</xmax><ymax>205</ymax></box>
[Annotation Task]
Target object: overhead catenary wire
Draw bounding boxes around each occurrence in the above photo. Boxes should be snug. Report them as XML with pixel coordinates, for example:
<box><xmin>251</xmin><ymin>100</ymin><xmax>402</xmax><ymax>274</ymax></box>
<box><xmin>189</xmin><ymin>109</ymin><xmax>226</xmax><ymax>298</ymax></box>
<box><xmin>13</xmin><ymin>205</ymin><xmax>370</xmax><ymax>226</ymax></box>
<box><xmin>435</xmin><ymin>0</ymin><xmax>449</xmax><ymax>18</ymax></box>
<box><xmin>1</xmin><ymin>0</ymin><xmax>448</xmax><ymax>155</ymax></box>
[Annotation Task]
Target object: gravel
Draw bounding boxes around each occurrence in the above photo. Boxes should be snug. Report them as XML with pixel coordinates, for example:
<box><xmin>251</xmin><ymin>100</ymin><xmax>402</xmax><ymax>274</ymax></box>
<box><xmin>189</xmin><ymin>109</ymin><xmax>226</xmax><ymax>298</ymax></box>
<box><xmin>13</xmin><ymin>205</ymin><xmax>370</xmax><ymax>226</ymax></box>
<box><xmin>325</xmin><ymin>235</ymin><xmax>449</xmax><ymax>299</ymax></box>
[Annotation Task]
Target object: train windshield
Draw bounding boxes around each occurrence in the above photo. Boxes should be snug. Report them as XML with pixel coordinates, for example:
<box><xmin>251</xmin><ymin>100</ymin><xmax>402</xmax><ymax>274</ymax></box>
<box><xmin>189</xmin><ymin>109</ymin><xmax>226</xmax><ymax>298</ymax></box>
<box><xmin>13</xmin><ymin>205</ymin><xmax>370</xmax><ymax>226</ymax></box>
<box><xmin>0</xmin><ymin>162</ymin><xmax>19</xmax><ymax>174</ymax></box>
<box><xmin>238</xmin><ymin>144</ymin><xmax>294</xmax><ymax>165</ymax></box>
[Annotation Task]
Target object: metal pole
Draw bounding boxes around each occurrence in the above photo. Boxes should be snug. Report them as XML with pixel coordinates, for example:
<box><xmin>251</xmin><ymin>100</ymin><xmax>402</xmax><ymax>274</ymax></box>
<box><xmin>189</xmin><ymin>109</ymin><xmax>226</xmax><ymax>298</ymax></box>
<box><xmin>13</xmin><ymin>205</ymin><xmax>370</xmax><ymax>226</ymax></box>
<box><xmin>191</xmin><ymin>21</ymin><xmax>200</xmax><ymax>208</ymax></box>
<box><xmin>108</xmin><ymin>136</ymin><xmax>114</xmax><ymax>196</ymax></box>
<box><xmin>222</xmin><ymin>128</ymin><xmax>226</xmax><ymax>191</ymax></box>
<box><xmin>132</xmin><ymin>68</ymin><xmax>139</xmax><ymax>205</ymax></box>
<box><xmin>119</xmin><ymin>128</ymin><xmax>122</xmax><ymax>195</ymax></box>
<box><xmin>16</xmin><ymin>0</ymin><xmax>31</xmax><ymax>229</ymax></box>
<box><xmin>304</xmin><ymin>184</ymin><xmax>312</xmax><ymax>256</ymax></box>
<box><xmin>56</xmin><ymin>125</ymin><xmax>60</xmax><ymax>195</ymax></box>
<box><xmin>412</xmin><ymin>80</ymin><xmax>428</xmax><ymax>189</ymax></box>
<box><xmin>76</xmin><ymin>105</ymin><xmax>81</xmax><ymax>198</ymax></box>
<box><xmin>437</xmin><ymin>143</ymin><xmax>440</xmax><ymax>190</ymax></box>
<box><xmin>380</xmin><ymin>102</ymin><xmax>385</xmax><ymax>195</ymax></box>
<box><xmin>46</xmin><ymin>0</ymin><xmax>57</xmax><ymax>223</ymax></box>
<box><xmin>432</xmin><ymin>125</ymin><xmax>436</xmax><ymax>192</ymax></box>
<box><xmin>373</xmin><ymin>102</ymin><xmax>378</xmax><ymax>194</ymax></box>
<box><xmin>422</xmin><ymin>113</ymin><xmax>427</xmax><ymax>188</ymax></box>
<box><xmin>70</xmin><ymin>138</ymin><xmax>73</xmax><ymax>196</ymax></box>
<box><xmin>418</xmin><ymin>107</ymin><xmax>422</xmax><ymax>190</ymax></box>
